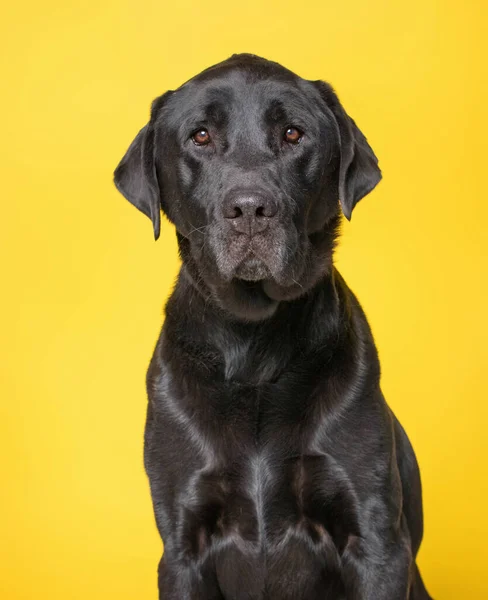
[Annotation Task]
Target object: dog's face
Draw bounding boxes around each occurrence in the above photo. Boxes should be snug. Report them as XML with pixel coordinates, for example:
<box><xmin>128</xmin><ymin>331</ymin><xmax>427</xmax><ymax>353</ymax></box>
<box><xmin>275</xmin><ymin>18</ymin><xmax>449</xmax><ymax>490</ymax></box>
<box><xmin>114</xmin><ymin>54</ymin><xmax>381</xmax><ymax>320</ymax></box>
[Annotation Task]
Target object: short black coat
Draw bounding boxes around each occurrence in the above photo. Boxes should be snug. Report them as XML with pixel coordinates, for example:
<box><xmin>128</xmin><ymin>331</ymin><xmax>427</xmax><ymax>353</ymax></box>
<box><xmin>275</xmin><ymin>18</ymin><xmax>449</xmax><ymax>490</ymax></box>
<box><xmin>114</xmin><ymin>53</ymin><xmax>432</xmax><ymax>599</ymax></box>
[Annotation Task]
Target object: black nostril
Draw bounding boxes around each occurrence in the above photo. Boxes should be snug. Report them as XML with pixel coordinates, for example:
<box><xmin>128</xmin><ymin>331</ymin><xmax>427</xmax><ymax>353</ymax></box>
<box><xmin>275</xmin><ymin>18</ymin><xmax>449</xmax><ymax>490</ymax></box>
<box><xmin>223</xmin><ymin>190</ymin><xmax>278</xmax><ymax>234</ymax></box>
<box><xmin>228</xmin><ymin>206</ymin><xmax>243</xmax><ymax>219</ymax></box>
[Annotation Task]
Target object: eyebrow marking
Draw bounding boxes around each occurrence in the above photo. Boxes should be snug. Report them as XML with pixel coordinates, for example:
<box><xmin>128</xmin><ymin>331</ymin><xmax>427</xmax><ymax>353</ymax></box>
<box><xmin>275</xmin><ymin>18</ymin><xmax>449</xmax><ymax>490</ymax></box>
<box><xmin>264</xmin><ymin>99</ymin><xmax>288</xmax><ymax>124</ymax></box>
<box><xmin>204</xmin><ymin>101</ymin><xmax>229</xmax><ymax>128</ymax></box>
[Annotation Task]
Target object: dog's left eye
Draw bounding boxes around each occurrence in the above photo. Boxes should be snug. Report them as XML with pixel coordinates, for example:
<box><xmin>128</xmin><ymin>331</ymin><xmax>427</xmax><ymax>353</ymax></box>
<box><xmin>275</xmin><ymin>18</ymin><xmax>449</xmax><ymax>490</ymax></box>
<box><xmin>283</xmin><ymin>127</ymin><xmax>303</xmax><ymax>144</ymax></box>
<box><xmin>192</xmin><ymin>128</ymin><xmax>211</xmax><ymax>146</ymax></box>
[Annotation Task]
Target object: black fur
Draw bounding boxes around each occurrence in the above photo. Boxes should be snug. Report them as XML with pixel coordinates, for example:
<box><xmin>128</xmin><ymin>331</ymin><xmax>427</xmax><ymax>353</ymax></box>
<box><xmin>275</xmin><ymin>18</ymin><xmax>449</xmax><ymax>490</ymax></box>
<box><xmin>114</xmin><ymin>54</ymin><xmax>431</xmax><ymax>599</ymax></box>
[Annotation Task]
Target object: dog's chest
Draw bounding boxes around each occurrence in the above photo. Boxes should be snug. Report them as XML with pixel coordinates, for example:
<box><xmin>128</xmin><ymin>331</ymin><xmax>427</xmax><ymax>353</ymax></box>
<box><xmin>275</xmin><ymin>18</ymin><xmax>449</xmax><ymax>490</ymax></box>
<box><xmin>154</xmin><ymin>345</ymin><xmax>358</xmax><ymax>597</ymax></box>
<box><xmin>179</xmin><ymin>440</ymin><xmax>354</xmax><ymax>598</ymax></box>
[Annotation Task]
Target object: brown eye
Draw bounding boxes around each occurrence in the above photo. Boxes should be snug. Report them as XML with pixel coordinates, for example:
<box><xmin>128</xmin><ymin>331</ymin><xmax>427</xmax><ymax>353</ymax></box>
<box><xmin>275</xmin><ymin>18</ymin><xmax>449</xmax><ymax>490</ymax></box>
<box><xmin>192</xmin><ymin>128</ymin><xmax>211</xmax><ymax>145</ymax></box>
<box><xmin>284</xmin><ymin>126</ymin><xmax>302</xmax><ymax>144</ymax></box>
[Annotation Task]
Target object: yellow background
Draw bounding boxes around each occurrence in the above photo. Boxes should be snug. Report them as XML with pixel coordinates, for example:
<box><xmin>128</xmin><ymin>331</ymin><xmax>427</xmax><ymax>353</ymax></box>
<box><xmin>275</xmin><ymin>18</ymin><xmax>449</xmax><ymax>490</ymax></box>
<box><xmin>1</xmin><ymin>1</ymin><xmax>487</xmax><ymax>598</ymax></box>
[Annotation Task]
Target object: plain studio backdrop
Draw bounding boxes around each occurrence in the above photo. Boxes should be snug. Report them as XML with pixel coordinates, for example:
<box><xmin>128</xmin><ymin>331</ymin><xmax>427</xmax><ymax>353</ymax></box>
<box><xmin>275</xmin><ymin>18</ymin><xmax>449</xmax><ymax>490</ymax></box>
<box><xmin>1</xmin><ymin>1</ymin><xmax>487</xmax><ymax>598</ymax></box>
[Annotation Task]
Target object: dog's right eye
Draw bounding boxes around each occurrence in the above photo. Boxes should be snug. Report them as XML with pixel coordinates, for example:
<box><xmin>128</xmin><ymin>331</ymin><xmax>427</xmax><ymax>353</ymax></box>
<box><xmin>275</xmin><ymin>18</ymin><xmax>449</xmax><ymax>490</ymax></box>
<box><xmin>192</xmin><ymin>129</ymin><xmax>211</xmax><ymax>146</ymax></box>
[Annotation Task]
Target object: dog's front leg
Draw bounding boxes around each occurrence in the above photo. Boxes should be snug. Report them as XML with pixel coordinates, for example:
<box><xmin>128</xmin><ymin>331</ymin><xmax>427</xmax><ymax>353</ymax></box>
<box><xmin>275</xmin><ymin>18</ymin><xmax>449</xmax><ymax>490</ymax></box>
<box><xmin>341</xmin><ymin>528</ymin><xmax>413</xmax><ymax>600</ymax></box>
<box><xmin>157</xmin><ymin>553</ymin><xmax>225</xmax><ymax>600</ymax></box>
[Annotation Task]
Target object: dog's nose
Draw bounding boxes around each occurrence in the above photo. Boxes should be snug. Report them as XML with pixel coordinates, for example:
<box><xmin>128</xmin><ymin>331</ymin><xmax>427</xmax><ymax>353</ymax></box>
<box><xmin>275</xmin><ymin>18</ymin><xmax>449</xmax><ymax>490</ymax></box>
<box><xmin>223</xmin><ymin>191</ymin><xmax>278</xmax><ymax>235</ymax></box>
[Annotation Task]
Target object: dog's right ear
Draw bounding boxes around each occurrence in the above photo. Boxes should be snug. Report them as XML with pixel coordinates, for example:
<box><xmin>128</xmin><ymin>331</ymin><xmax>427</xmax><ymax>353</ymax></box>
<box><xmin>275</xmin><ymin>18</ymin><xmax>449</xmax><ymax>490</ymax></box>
<box><xmin>114</xmin><ymin>123</ymin><xmax>161</xmax><ymax>240</ymax></box>
<box><xmin>113</xmin><ymin>93</ymin><xmax>171</xmax><ymax>241</ymax></box>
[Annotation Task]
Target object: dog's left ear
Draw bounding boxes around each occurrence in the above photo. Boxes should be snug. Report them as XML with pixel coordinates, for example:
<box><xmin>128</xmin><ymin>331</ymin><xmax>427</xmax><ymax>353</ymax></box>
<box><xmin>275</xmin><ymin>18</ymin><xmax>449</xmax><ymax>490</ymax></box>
<box><xmin>113</xmin><ymin>93</ymin><xmax>171</xmax><ymax>240</ymax></box>
<box><xmin>315</xmin><ymin>81</ymin><xmax>382</xmax><ymax>220</ymax></box>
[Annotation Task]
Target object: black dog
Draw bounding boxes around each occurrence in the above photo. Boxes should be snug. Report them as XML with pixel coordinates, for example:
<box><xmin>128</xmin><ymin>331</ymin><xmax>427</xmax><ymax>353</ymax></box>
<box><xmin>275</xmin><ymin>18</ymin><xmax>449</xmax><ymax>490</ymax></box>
<box><xmin>114</xmin><ymin>54</ymin><xmax>432</xmax><ymax>599</ymax></box>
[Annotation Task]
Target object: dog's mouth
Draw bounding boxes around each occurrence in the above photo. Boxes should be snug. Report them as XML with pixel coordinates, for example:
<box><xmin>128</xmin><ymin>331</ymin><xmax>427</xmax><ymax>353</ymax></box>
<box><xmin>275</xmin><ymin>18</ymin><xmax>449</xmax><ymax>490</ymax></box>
<box><xmin>234</xmin><ymin>255</ymin><xmax>272</xmax><ymax>282</ymax></box>
<box><xmin>208</xmin><ymin>223</ymin><xmax>301</xmax><ymax>287</ymax></box>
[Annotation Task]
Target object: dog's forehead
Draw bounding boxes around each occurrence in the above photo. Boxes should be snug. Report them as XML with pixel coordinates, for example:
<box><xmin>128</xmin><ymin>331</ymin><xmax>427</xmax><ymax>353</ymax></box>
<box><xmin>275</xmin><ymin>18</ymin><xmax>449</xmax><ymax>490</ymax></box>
<box><xmin>162</xmin><ymin>66</ymin><xmax>323</xmax><ymax>125</ymax></box>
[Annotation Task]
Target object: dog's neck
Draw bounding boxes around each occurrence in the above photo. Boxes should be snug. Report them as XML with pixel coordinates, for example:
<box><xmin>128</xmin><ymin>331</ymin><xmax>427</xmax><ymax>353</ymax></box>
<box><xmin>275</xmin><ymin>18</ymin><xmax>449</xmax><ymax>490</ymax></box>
<box><xmin>164</xmin><ymin>265</ymin><xmax>359</xmax><ymax>385</ymax></box>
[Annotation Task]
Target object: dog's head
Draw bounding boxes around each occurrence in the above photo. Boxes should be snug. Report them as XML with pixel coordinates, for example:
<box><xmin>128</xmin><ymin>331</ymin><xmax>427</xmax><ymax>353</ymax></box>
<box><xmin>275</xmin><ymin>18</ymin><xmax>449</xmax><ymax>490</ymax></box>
<box><xmin>114</xmin><ymin>54</ymin><xmax>381</xmax><ymax>320</ymax></box>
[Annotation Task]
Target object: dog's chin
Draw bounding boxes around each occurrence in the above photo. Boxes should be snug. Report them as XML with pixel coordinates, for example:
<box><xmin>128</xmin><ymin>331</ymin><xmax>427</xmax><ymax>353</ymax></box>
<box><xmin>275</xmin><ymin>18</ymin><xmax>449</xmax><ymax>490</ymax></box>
<box><xmin>234</xmin><ymin>257</ymin><xmax>272</xmax><ymax>282</ymax></box>
<box><xmin>196</xmin><ymin>255</ymin><xmax>322</xmax><ymax>322</ymax></box>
